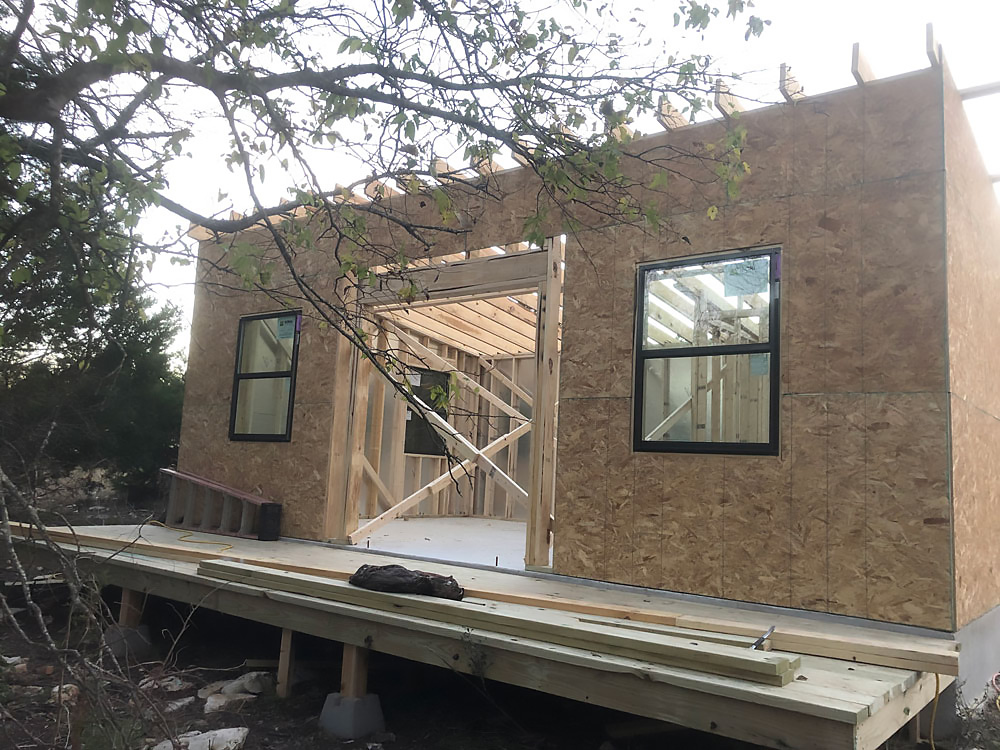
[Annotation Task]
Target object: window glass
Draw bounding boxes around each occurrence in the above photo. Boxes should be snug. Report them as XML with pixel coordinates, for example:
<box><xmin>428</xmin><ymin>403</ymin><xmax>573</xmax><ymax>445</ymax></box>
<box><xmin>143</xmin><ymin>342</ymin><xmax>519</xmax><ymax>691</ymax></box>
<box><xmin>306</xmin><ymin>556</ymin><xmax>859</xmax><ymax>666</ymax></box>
<box><xmin>233</xmin><ymin>378</ymin><xmax>292</xmax><ymax>436</ymax></box>
<box><xmin>641</xmin><ymin>354</ymin><xmax>770</xmax><ymax>443</ymax></box>
<box><xmin>238</xmin><ymin>316</ymin><xmax>296</xmax><ymax>373</ymax></box>
<box><xmin>403</xmin><ymin>367</ymin><xmax>449</xmax><ymax>456</ymax></box>
<box><xmin>642</xmin><ymin>255</ymin><xmax>771</xmax><ymax>350</ymax></box>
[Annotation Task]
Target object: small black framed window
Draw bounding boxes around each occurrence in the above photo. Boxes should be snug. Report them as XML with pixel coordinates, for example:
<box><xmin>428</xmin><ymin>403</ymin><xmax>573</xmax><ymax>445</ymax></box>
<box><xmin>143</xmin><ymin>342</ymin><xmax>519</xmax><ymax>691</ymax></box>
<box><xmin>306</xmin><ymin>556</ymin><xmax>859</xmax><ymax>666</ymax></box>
<box><xmin>633</xmin><ymin>247</ymin><xmax>780</xmax><ymax>455</ymax></box>
<box><xmin>403</xmin><ymin>367</ymin><xmax>449</xmax><ymax>456</ymax></box>
<box><xmin>229</xmin><ymin>311</ymin><xmax>301</xmax><ymax>441</ymax></box>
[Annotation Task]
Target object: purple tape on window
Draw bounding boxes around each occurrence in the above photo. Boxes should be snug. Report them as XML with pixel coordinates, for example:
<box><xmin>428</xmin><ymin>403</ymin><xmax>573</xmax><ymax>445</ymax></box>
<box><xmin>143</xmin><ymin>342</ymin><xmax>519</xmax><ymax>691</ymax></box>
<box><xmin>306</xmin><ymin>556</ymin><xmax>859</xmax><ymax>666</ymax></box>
<box><xmin>773</xmin><ymin>253</ymin><xmax>781</xmax><ymax>280</ymax></box>
<box><xmin>296</xmin><ymin>314</ymin><xmax>302</xmax><ymax>331</ymax></box>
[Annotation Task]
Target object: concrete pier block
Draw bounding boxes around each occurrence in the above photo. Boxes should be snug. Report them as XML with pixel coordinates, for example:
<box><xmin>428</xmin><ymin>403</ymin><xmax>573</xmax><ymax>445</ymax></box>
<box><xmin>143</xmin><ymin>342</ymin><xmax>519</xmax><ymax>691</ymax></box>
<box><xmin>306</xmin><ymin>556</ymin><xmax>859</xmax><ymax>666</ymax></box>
<box><xmin>318</xmin><ymin>692</ymin><xmax>385</xmax><ymax>739</ymax></box>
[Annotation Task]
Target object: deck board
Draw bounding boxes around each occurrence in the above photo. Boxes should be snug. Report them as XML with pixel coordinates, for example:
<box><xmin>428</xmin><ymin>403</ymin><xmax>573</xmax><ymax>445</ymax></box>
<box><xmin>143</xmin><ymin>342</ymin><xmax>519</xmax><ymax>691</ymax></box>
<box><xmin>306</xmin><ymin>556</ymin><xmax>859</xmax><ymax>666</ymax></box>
<box><xmin>12</xmin><ymin>523</ymin><xmax>956</xmax><ymax>750</ymax></box>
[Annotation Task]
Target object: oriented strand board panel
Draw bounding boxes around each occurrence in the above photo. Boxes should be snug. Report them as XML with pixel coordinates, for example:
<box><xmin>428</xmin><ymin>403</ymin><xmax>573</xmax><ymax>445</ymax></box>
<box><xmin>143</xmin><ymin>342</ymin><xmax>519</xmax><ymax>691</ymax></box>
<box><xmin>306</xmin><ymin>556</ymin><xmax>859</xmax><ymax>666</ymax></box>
<box><xmin>553</xmin><ymin>67</ymin><xmax>957</xmax><ymax>629</ymax></box>
<box><xmin>560</xmin><ymin>230</ymin><xmax>616</xmax><ymax>399</ymax></box>
<box><xmin>863</xmin><ymin>393</ymin><xmax>952</xmax><ymax>630</ymax></box>
<box><xmin>552</xmin><ymin>397</ymin><xmax>609</xmax><ymax>580</ymax></box>
<box><xmin>942</xmin><ymin>67</ymin><xmax>1000</xmax><ymax>627</ymax></box>
<box><xmin>951</xmin><ymin>397</ymin><xmax>1000</xmax><ymax>628</ymax></box>
<box><xmin>177</xmin><ymin>242</ymin><xmax>341</xmax><ymax>540</ymax></box>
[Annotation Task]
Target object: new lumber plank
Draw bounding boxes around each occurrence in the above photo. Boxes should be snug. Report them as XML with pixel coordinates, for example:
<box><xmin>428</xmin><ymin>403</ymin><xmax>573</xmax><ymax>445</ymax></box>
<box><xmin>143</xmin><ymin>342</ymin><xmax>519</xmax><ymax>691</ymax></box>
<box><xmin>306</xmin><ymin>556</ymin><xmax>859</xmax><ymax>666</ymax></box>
<box><xmin>671</xmin><ymin>615</ymin><xmax>958</xmax><ymax>676</ymax></box>
<box><xmin>576</xmin><ymin>616</ymin><xmax>770</xmax><ymax>650</ymax></box>
<box><xmin>199</xmin><ymin>559</ymin><xmax>799</xmax><ymax>685</ymax></box>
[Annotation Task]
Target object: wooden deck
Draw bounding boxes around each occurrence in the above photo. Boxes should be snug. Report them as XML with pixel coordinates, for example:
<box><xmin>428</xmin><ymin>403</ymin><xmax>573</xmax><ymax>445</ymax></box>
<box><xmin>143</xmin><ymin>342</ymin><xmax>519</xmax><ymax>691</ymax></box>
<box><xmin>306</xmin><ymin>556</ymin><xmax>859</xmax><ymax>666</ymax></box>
<box><xmin>13</xmin><ymin>523</ymin><xmax>957</xmax><ymax>750</ymax></box>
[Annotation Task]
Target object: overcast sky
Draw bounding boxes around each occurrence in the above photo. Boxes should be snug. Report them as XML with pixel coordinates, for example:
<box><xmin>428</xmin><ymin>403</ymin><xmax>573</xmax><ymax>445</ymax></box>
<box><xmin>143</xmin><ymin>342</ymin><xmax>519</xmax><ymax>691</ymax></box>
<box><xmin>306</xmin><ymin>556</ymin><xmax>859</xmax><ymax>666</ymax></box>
<box><xmin>148</xmin><ymin>0</ymin><xmax>1000</xmax><ymax>361</ymax></box>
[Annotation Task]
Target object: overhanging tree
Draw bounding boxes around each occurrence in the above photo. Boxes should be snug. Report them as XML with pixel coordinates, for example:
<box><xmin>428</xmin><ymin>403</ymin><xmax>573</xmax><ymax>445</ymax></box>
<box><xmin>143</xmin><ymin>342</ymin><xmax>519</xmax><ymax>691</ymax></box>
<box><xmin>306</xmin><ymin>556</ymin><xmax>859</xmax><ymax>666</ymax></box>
<box><xmin>0</xmin><ymin>2</ymin><xmax>768</xmax><ymax>744</ymax></box>
<box><xmin>1</xmin><ymin>0</ymin><xmax>764</xmax><ymax>375</ymax></box>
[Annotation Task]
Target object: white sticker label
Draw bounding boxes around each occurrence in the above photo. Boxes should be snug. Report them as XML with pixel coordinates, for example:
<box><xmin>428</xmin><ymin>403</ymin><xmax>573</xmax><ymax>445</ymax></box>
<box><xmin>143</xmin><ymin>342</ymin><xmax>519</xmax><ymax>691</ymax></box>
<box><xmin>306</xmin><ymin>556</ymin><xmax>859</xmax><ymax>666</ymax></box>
<box><xmin>749</xmin><ymin>353</ymin><xmax>770</xmax><ymax>376</ymax></box>
<box><xmin>407</xmin><ymin>373</ymin><xmax>422</xmax><ymax>387</ymax></box>
<box><xmin>276</xmin><ymin>316</ymin><xmax>296</xmax><ymax>339</ymax></box>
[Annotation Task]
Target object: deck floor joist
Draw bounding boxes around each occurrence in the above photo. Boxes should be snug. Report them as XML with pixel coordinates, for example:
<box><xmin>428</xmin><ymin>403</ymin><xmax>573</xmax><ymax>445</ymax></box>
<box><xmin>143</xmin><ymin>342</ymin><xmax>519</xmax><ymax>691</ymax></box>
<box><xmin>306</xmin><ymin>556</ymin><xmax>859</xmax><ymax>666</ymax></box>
<box><xmin>14</xmin><ymin>523</ymin><xmax>955</xmax><ymax>750</ymax></box>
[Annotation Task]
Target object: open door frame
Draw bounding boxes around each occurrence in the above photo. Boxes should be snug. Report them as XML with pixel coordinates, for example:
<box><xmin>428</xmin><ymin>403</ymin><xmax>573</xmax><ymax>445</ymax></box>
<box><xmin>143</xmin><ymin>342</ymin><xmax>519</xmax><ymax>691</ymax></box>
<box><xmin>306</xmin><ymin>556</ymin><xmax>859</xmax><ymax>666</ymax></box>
<box><xmin>325</xmin><ymin>240</ymin><xmax>563</xmax><ymax>570</ymax></box>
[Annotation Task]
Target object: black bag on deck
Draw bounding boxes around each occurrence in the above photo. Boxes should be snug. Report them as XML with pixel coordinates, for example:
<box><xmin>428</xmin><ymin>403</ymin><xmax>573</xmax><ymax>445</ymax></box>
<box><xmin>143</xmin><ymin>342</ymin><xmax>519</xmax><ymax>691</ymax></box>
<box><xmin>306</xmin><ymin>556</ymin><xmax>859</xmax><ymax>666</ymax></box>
<box><xmin>349</xmin><ymin>563</ymin><xmax>465</xmax><ymax>601</ymax></box>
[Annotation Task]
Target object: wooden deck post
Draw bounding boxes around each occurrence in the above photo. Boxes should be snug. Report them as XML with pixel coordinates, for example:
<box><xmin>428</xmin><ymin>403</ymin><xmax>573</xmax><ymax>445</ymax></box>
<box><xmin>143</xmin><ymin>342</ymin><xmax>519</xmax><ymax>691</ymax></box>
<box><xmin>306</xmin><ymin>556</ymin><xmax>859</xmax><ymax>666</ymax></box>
<box><xmin>526</xmin><ymin>236</ymin><xmax>563</xmax><ymax>568</ymax></box>
<box><xmin>340</xmin><ymin>643</ymin><xmax>369</xmax><ymax>699</ymax></box>
<box><xmin>118</xmin><ymin>588</ymin><xmax>144</xmax><ymax>628</ymax></box>
<box><xmin>277</xmin><ymin>628</ymin><xmax>296</xmax><ymax>698</ymax></box>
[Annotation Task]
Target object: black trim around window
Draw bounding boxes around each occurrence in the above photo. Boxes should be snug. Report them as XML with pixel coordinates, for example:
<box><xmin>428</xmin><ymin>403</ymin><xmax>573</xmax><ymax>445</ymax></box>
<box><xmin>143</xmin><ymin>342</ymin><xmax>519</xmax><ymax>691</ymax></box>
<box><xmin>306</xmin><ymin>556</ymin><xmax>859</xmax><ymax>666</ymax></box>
<box><xmin>229</xmin><ymin>310</ymin><xmax>302</xmax><ymax>442</ymax></box>
<box><xmin>633</xmin><ymin>247</ymin><xmax>781</xmax><ymax>456</ymax></box>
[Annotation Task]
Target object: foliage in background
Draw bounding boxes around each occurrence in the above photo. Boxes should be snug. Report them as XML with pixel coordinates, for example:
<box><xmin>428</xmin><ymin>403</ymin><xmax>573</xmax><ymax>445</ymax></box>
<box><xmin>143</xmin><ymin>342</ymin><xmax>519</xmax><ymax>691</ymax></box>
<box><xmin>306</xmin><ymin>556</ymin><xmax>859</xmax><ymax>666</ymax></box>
<box><xmin>0</xmin><ymin>299</ymin><xmax>184</xmax><ymax>493</ymax></box>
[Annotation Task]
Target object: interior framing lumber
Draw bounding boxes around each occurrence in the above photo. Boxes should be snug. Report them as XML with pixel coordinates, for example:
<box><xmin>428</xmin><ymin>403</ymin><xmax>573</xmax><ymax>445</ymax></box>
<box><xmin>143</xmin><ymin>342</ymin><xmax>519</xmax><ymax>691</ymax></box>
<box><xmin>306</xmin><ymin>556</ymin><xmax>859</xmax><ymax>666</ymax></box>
<box><xmin>347</xmin><ymin>420</ymin><xmax>532</xmax><ymax>543</ymax></box>
<box><xmin>526</xmin><ymin>236</ymin><xmax>563</xmax><ymax>566</ymax></box>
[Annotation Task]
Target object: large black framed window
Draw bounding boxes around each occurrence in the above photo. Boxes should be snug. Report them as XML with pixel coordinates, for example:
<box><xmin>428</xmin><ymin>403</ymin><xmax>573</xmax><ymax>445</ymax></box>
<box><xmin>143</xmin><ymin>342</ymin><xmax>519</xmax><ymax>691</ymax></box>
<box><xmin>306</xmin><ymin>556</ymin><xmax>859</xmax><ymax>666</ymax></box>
<box><xmin>633</xmin><ymin>248</ymin><xmax>780</xmax><ymax>455</ymax></box>
<box><xmin>229</xmin><ymin>311</ymin><xmax>301</xmax><ymax>441</ymax></box>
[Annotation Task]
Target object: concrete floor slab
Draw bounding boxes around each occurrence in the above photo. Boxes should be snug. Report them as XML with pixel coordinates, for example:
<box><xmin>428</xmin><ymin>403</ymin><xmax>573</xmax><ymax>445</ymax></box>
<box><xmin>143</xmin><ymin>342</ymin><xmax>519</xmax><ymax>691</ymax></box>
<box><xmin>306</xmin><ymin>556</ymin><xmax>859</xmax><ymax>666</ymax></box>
<box><xmin>362</xmin><ymin>517</ymin><xmax>531</xmax><ymax>570</ymax></box>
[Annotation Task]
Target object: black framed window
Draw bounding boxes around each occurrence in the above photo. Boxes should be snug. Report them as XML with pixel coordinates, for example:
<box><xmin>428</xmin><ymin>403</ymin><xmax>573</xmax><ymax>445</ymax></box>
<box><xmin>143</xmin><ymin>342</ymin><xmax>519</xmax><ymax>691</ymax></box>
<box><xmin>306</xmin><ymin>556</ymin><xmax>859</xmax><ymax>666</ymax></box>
<box><xmin>403</xmin><ymin>367</ymin><xmax>449</xmax><ymax>456</ymax></box>
<box><xmin>633</xmin><ymin>248</ymin><xmax>780</xmax><ymax>455</ymax></box>
<box><xmin>229</xmin><ymin>311</ymin><xmax>301</xmax><ymax>441</ymax></box>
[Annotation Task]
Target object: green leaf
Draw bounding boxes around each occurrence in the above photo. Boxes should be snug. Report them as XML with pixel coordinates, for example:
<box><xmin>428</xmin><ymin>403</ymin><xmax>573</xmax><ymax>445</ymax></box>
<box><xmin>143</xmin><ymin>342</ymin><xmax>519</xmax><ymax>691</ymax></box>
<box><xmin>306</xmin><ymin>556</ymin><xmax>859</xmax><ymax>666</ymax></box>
<box><xmin>707</xmin><ymin>205</ymin><xmax>719</xmax><ymax>221</ymax></box>
<box><xmin>11</xmin><ymin>266</ymin><xmax>30</xmax><ymax>286</ymax></box>
<box><xmin>567</xmin><ymin>45</ymin><xmax>579</xmax><ymax>64</ymax></box>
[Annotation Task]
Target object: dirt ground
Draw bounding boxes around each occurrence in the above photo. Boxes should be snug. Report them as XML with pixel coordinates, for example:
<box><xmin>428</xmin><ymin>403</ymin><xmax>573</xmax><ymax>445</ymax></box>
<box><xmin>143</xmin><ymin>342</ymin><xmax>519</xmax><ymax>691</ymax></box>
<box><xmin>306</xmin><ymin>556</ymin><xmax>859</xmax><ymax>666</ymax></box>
<box><xmin>0</xmin><ymin>488</ymin><xmax>995</xmax><ymax>750</ymax></box>
<box><xmin>1</xmin><ymin>583</ymin><xmax>768</xmax><ymax>750</ymax></box>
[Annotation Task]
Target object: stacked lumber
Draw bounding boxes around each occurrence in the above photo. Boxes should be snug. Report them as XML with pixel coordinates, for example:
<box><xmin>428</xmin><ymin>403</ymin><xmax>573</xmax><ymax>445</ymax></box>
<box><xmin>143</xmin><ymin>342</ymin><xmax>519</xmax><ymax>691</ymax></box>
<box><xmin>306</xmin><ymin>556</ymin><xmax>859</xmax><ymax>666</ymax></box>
<box><xmin>198</xmin><ymin>559</ymin><xmax>800</xmax><ymax>686</ymax></box>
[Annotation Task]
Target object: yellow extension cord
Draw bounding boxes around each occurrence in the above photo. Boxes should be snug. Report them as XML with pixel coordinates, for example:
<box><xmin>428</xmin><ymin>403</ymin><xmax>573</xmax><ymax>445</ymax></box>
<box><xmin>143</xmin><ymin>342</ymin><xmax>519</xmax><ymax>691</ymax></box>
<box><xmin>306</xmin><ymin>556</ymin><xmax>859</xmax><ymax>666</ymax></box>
<box><xmin>929</xmin><ymin>671</ymin><xmax>939</xmax><ymax>750</ymax></box>
<box><xmin>147</xmin><ymin>520</ymin><xmax>234</xmax><ymax>554</ymax></box>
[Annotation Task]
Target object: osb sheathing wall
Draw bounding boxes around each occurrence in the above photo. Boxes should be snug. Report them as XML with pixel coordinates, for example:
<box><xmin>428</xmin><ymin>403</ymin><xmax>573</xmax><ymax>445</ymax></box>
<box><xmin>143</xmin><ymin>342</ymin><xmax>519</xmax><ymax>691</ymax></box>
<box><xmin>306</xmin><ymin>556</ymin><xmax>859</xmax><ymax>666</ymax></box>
<box><xmin>554</xmin><ymin>67</ymin><xmax>956</xmax><ymax>630</ymax></box>
<box><xmin>176</xmin><ymin>241</ymin><xmax>343</xmax><ymax>540</ymax></box>
<box><xmin>943</xmin><ymin>69</ymin><xmax>1000</xmax><ymax>629</ymax></box>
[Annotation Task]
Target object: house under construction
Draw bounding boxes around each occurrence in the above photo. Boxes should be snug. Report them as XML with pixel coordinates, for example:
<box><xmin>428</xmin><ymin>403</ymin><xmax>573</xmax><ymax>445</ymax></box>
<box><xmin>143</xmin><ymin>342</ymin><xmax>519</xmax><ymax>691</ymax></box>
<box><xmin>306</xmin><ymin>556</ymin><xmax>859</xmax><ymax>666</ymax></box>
<box><xmin>19</xmin><ymin>32</ymin><xmax>1000</xmax><ymax>749</ymax></box>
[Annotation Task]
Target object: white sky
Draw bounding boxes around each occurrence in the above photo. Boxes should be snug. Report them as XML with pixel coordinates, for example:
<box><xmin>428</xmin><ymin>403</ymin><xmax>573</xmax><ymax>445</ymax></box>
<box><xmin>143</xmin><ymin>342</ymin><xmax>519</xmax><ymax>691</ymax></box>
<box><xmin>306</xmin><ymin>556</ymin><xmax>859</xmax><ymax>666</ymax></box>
<box><xmin>147</xmin><ymin>0</ymin><xmax>1000</xmax><ymax>362</ymax></box>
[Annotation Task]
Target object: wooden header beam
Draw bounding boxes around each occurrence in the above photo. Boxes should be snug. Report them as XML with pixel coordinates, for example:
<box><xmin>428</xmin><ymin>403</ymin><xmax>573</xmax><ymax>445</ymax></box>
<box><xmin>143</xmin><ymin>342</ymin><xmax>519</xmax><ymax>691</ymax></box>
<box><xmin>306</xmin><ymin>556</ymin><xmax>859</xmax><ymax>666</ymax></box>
<box><xmin>363</xmin><ymin>250</ymin><xmax>548</xmax><ymax>307</ymax></box>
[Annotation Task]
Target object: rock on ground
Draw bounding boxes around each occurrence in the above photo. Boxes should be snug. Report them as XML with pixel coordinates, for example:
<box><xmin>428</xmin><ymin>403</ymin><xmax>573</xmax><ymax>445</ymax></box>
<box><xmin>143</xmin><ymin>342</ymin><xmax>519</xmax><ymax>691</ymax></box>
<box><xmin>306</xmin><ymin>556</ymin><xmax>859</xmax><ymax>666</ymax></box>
<box><xmin>150</xmin><ymin>727</ymin><xmax>249</xmax><ymax>750</ymax></box>
<box><xmin>204</xmin><ymin>692</ymin><xmax>257</xmax><ymax>714</ymax></box>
